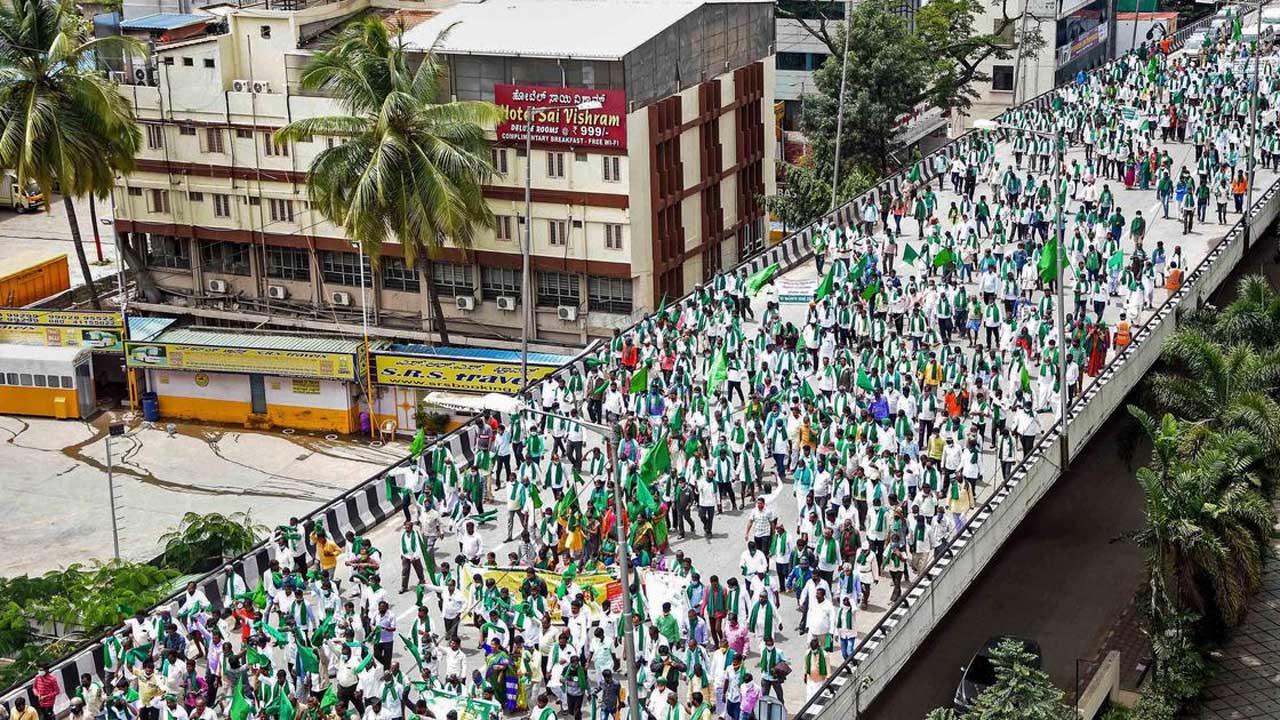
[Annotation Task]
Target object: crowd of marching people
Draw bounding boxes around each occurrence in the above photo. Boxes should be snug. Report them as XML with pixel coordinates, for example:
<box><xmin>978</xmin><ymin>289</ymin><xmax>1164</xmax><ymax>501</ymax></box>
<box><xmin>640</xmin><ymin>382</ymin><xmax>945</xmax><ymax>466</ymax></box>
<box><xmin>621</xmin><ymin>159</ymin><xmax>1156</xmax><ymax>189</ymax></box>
<box><xmin>16</xmin><ymin>13</ymin><xmax>1280</xmax><ymax>720</ymax></box>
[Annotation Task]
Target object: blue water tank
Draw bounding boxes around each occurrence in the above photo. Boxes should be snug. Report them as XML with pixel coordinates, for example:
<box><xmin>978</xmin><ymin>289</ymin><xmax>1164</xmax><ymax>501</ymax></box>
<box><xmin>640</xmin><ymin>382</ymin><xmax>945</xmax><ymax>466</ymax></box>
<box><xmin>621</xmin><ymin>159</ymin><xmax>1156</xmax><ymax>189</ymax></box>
<box><xmin>141</xmin><ymin>391</ymin><xmax>160</xmax><ymax>422</ymax></box>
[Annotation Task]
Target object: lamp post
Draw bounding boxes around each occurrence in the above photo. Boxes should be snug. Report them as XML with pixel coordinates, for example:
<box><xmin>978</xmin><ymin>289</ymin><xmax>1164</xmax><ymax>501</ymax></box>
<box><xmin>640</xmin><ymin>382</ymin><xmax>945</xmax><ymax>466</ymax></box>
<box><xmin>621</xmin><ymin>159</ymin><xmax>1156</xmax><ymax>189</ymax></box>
<box><xmin>1245</xmin><ymin>0</ymin><xmax>1264</xmax><ymax>249</ymax></box>
<box><xmin>974</xmin><ymin>119</ymin><xmax>1069</xmax><ymax>470</ymax></box>
<box><xmin>519</xmin><ymin>99</ymin><xmax>604</xmax><ymax>391</ymax></box>
<box><xmin>830</xmin><ymin>14</ymin><xmax>852</xmax><ymax>209</ymax></box>
<box><xmin>421</xmin><ymin>392</ymin><xmax>639</xmax><ymax>719</ymax></box>
<box><xmin>106</xmin><ymin>421</ymin><xmax>126</xmax><ymax>560</ymax></box>
<box><xmin>354</xmin><ymin>240</ymin><xmax>374</xmax><ymax>435</ymax></box>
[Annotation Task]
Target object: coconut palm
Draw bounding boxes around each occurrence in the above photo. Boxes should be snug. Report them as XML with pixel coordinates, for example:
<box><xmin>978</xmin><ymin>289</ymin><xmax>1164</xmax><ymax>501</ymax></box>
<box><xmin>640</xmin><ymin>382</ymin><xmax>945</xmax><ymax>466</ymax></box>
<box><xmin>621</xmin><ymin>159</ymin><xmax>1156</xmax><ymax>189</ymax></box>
<box><xmin>276</xmin><ymin>18</ymin><xmax>501</xmax><ymax>344</ymax></box>
<box><xmin>0</xmin><ymin>0</ymin><xmax>142</xmax><ymax>310</ymax></box>
<box><xmin>1128</xmin><ymin>407</ymin><xmax>1275</xmax><ymax>631</ymax></box>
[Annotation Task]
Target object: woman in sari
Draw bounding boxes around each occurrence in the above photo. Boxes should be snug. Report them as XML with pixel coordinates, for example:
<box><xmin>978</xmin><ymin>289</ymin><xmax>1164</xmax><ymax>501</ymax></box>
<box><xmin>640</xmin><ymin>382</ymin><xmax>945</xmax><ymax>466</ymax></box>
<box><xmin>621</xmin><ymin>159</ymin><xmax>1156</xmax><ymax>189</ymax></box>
<box><xmin>483</xmin><ymin>638</ymin><xmax>513</xmax><ymax>709</ymax></box>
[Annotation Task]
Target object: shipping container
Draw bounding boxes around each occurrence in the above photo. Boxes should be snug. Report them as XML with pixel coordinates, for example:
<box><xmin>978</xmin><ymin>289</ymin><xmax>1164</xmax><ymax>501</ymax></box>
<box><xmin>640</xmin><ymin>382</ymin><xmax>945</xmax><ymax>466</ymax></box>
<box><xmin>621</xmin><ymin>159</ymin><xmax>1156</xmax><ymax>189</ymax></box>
<box><xmin>0</xmin><ymin>251</ymin><xmax>71</xmax><ymax>307</ymax></box>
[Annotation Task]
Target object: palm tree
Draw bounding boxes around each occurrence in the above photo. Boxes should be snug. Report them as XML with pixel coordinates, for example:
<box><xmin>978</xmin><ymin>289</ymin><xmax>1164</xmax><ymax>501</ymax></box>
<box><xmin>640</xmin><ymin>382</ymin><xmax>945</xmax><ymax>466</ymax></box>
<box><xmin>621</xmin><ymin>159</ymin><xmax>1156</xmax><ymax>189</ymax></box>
<box><xmin>0</xmin><ymin>0</ymin><xmax>142</xmax><ymax>310</ymax></box>
<box><xmin>1202</xmin><ymin>273</ymin><xmax>1280</xmax><ymax>349</ymax></box>
<box><xmin>1128</xmin><ymin>407</ymin><xmax>1275</xmax><ymax>631</ymax></box>
<box><xmin>276</xmin><ymin>18</ymin><xmax>501</xmax><ymax>344</ymax></box>
<box><xmin>1145</xmin><ymin>328</ymin><xmax>1280</xmax><ymax>453</ymax></box>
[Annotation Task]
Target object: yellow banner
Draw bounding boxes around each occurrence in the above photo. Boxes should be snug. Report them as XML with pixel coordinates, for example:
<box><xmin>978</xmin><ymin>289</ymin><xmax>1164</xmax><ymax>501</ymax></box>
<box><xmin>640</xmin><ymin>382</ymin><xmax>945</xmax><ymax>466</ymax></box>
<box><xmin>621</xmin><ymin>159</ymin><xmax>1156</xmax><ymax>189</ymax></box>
<box><xmin>0</xmin><ymin>309</ymin><xmax>122</xmax><ymax>328</ymax></box>
<box><xmin>462</xmin><ymin>564</ymin><xmax>621</xmax><ymax>620</ymax></box>
<box><xmin>0</xmin><ymin>324</ymin><xmax>123</xmax><ymax>351</ymax></box>
<box><xmin>125</xmin><ymin>342</ymin><xmax>356</xmax><ymax>381</ymax></box>
<box><xmin>373</xmin><ymin>353</ymin><xmax>557</xmax><ymax>393</ymax></box>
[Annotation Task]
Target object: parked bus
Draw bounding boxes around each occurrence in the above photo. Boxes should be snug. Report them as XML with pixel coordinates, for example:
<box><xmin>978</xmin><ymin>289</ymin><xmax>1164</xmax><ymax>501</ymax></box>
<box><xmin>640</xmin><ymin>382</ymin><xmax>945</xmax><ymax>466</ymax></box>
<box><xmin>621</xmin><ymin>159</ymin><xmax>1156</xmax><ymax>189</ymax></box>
<box><xmin>0</xmin><ymin>344</ymin><xmax>96</xmax><ymax>419</ymax></box>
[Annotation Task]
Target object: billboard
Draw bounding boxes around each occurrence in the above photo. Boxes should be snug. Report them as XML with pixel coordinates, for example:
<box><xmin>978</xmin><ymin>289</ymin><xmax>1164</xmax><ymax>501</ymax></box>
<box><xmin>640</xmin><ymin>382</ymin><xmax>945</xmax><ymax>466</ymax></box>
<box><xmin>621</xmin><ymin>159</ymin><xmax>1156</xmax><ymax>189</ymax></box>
<box><xmin>125</xmin><ymin>342</ymin><xmax>357</xmax><ymax>381</ymax></box>
<box><xmin>494</xmin><ymin>84</ymin><xmax>627</xmax><ymax>151</ymax></box>
<box><xmin>0</xmin><ymin>309</ymin><xmax>124</xmax><ymax>351</ymax></box>
<box><xmin>373</xmin><ymin>352</ymin><xmax>558</xmax><ymax>393</ymax></box>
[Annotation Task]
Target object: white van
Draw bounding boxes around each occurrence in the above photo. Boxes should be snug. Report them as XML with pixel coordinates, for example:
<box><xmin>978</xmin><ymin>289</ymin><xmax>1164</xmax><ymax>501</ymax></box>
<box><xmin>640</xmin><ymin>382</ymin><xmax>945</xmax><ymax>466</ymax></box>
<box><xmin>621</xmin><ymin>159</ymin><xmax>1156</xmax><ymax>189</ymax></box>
<box><xmin>0</xmin><ymin>171</ymin><xmax>44</xmax><ymax>213</ymax></box>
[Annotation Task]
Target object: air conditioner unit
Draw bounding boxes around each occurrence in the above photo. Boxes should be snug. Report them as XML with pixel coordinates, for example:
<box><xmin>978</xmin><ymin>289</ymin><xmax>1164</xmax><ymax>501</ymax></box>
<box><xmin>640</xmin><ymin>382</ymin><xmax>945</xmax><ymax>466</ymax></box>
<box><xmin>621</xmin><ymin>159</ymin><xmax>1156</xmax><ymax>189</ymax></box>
<box><xmin>557</xmin><ymin>305</ymin><xmax>577</xmax><ymax>322</ymax></box>
<box><xmin>330</xmin><ymin>291</ymin><xmax>352</xmax><ymax>306</ymax></box>
<box><xmin>207</xmin><ymin>279</ymin><xmax>228</xmax><ymax>293</ymax></box>
<box><xmin>133</xmin><ymin>68</ymin><xmax>148</xmax><ymax>84</ymax></box>
<box><xmin>496</xmin><ymin>296</ymin><xmax>517</xmax><ymax>312</ymax></box>
<box><xmin>231</xmin><ymin>78</ymin><xmax>251</xmax><ymax>93</ymax></box>
<box><xmin>455</xmin><ymin>295</ymin><xmax>475</xmax><ymax>311</ymax></box>
<box><xmin>267</xmin><ymin>285</ymin><xmax>288</xmax><ymax>300</ymax></box>
<box><xmin>252</xmin><ymin>80</ymin><xmax>271</xmax><ymax>94</ymax></box>
<box><xmin>109</xmin><ymin>70</ymin><xmax>127</xmax><ymax>84</ymax></box>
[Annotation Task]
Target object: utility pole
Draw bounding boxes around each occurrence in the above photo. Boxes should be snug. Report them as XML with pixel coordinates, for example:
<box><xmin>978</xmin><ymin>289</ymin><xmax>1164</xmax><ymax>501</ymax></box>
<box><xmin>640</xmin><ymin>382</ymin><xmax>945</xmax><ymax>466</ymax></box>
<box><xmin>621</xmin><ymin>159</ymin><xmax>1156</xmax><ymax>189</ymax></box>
<box><xmin>106</xmin><ymin>421</ymin><xmax>126</xmax><ymax>560</ymax></box>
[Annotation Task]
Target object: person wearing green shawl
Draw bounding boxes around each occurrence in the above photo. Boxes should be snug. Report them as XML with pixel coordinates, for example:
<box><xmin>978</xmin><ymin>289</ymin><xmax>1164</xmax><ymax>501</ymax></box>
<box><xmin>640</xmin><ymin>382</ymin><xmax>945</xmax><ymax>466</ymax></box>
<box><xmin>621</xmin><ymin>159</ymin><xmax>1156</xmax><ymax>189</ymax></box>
<box><xmin>803</xmin><ymin>636</ymin><xmax>830</xmax><ymax>700</ymax></box>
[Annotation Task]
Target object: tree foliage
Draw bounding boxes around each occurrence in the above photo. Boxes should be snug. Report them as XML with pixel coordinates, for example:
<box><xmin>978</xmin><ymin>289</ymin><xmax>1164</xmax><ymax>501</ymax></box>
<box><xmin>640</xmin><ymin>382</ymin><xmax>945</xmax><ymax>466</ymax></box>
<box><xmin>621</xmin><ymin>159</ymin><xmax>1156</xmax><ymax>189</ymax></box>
<box><xmin>277</xmin><ymin>18</ymin><xmax>502</xmax><ymax>344</ymax></box>
<box><xmin>0</xmin><ymin>0</ymin><xmax>144</xmax><ymax>309</ymax></box>
<box><xmin>778</xmin><ymin>0</ymin><xmax>1043</xmax><ymax>112</ymax></box>
<box><xmin>159</xmin><ymin>511</ymin><xmax>267</xmax><ymax>573</ymax></box>
<box><xmin>962</xmin><ymin>639</ymin><xmax>1074</xmax><ymax>720</ymax></box>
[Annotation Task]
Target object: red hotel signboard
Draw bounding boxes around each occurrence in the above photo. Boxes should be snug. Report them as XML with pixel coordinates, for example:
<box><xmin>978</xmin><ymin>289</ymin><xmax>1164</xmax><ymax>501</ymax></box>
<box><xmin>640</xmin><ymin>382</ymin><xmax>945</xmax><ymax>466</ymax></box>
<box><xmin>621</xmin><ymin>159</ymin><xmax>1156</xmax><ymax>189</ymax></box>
<box><xmin>494</xmin><ymin>84</ymin><xmax>627</xmax><ymax>152</ymax></box>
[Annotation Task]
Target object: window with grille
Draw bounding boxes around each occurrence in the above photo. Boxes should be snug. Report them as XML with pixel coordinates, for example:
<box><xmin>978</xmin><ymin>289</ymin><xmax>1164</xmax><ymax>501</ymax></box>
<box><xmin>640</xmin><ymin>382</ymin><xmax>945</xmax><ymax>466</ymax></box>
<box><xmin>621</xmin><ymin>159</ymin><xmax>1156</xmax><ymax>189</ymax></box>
<box><xmin>203</xmin><ymin>127</ymin><xmax>225</xmax><ymax>153</ymax></box>
<box><xmin>495</xmin><ymin>215</ymin><xmax>515</xmax><ymax>242</ymax></box>
<box><xmin>602</xmin><ymin>155</ymin><xmax>621</xmax><ymax>182</ymax></box>
<box><xmin>145</xmin><ymin>124</ymin><xmax>164</xmax><ymax>149</ymax></box>
<box><xmin>321</xmin><ymin>251</ymin><xmax>372</xmax><ymax>286</ymax></box>
<box><xmin>179</xmin><ymin>125</ymin><xmax>196</xmax><ymax>136</ymax></box>
<box><xmin>268</xmin><ymin>198</ymin><xmax>294</xmax><ymax>223</ymax></box>
<box><xmin>188</xmin><ymin>191</ymin><xmax>203</xmax><ymax>202</ymax></box>
<box><xmin>213</xmin><ymin>194</ymin><xmax>231</xmax><ymax>218</ymax></box>
<box><xmin>481</xmin><ymin>267</ymin><xmax>521</xmax><ymax>300</ymax></box>
<box><xmin>146</xmin><ymin>235</ymin><xmax>190</xmax><ymax>270</ymax></box>
<box><xmin>546</xmin><ymin>152</ymin><xmax>565</xmax><ymax>178</ymax></box>
<box><xmin>235</xmin><ymin>128</ymin><xmax>253</xmax><ymax>139</ymax></box>
<box><xmin>588</xmin><ymin>276</ymin><xmax>633</xmax><ymax>313</ymax></box>
<box><xmin>266</xmin><ymin>246</ymin><xmax>309</xmax><ymax>281</ymax></box>
<box><xmin>147</xmin><ymin>189</ymin><xmax>170</xmax><ymax>214</ymax></box>
<box><xmin>262</xmin><ymin>132</ymin><xmax>288</xmax><ymax>157</ymax></box>
<box><xmin>431</xmin><ymin>262</ymin><xmax>474</xmax><ymax>297</ymax></box>
<box><xmin>536</xmin><ymin>270</ymin><xmax>579</xmax><ymax>307</ymax></box>
<box><xmin>492</xmin><ymin>148</ymin><xmax>508</xmax><ymax>175</ymax></box>
<box><xmin>604</xmin><ymin>223</ymin><xmax>624</xmax><ymax>250</ymax></box>
<box><xmin>200</xmin><ymin>241</ymin><xmax>250</xmax><ymax>276</ymax></box>
<box><xmin>382</xmin><ymin>257</ymin><xmax>420</xmax><ymax>292</ymax></box>
<box><xmin>548</xmin><ymin>219</ymin><xmax>568</xmax><ymax>246</ymax></box>
<box><xmin>127</xmin><ymin>187</ymin><xmax>142</xmax><ymax>196</ymax></box>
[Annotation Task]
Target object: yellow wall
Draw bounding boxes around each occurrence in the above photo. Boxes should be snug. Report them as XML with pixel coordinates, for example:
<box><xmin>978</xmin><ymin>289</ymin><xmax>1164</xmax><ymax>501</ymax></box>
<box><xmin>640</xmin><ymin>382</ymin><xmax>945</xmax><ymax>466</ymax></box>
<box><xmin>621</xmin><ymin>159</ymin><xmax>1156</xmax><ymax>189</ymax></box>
<box><xmin>156</xmin><ymin>394</ymin><xmax>357</xmax><ymax>433</ymax></box>
<box><xmin>0</xmin><ymin>386</ymin><xmax>78</xmax><ymax>419</ymax></box>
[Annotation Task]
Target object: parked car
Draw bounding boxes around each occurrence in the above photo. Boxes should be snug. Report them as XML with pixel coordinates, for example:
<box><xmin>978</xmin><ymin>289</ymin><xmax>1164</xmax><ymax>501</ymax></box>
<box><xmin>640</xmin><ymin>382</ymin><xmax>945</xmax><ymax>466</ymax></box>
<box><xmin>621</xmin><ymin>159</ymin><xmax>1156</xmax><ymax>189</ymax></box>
<box><xmin>953</xmin><ymin>635</ymin><xmax>1043</xmax><ymax>713</ymax></box>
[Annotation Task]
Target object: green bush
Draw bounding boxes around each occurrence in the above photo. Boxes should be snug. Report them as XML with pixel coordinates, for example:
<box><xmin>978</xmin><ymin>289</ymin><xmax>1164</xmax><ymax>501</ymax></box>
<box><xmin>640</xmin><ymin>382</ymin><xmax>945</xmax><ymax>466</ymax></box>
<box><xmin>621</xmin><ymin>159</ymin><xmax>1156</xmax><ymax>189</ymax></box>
<box><xmin>159</xmin><ymin>511</ymin><xmax>267</xmax><ymax>573</ymax></box>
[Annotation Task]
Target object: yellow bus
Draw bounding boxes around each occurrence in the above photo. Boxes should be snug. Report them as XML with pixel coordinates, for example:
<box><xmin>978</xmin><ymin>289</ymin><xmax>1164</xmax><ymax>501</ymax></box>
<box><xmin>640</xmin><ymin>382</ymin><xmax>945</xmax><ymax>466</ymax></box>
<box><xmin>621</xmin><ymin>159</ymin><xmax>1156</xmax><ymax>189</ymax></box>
<box><xmin>0</xmin><ymin>344</ymin><xmax>96</xmax><ymax>419</ymax></box>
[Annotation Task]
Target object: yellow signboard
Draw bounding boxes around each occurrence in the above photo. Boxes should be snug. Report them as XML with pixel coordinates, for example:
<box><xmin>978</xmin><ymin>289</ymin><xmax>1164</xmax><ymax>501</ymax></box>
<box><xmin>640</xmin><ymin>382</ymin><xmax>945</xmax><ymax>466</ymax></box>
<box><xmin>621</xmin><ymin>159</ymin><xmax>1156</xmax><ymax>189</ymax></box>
<box><xmin>461</xmin><ymin>564</ymin><xmax>621</xmax><ymax>620</ymax></box>
<box><xmin>373</xmin><ymin>353</ymin><xmax>558</xmax><ymax>393</ymax></box>
<box><xmin>0</xmin><ymin>309</ymin><xmax>122</xmax><ymax>328</ymax></box>
<box><xmin>125</xmin><ymin>342</ymin><xmax>356</xmax><ymax>381</ymax></box>
<box><xmin>0</xmin><ymin>309</ymin><xmax>125</xmax><ymax>351</ymax></box>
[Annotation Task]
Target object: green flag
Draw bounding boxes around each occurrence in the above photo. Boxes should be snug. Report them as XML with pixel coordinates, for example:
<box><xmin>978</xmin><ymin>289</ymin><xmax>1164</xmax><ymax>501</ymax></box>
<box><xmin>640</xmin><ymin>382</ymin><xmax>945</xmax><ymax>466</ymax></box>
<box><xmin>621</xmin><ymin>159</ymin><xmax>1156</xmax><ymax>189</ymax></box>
<box><xmin>861</xmin><ymin>280</ymin><xmax>880</xmax><ymax>301</ymax></box>
<box><xmin>1020</xmin><ymin>364</ymin><xmax>1031</xmax><ymax>392</ymax></box>
<box><xmin>639</xmin><ymin>437</ymin><xmax>671</xmax><ymax>484</ymax></box>
<box><xmin>585</xmin><ymin>357</ymin><xmax>608</xmax><ymax>369</ymax></box>
<box><xmin>245</xmin><ymin>645</ymin><xmax>271</xmax><ymax>667</ymax></box>
<box><xmin>310</xmin><ymin>615</ymin><xmax>335</xmax><ymax>645</ymax></box>
<box><xmin>902</xmin><ymin>244</ymin><xmax>920</xmax><ymax>266</ymax></box>
<box><xmin>851</xmin><ymin>255</ymin><xmax>869</xmax><ymax>280</ymax></box>
<box><xmin>1107</xmin><ymin>249</ymin><xmax>1124</xmax><ymax>273</ymax></box>
<box><xmin>400</xmin><ymin>633</ymin><xmax>425</xmax><ymax>672</ymax></box>
<box><xmin>259</xmin><ymin>622</ymin><xmax>289</xmax><ymax>645</ymax></box>
<box><xmin>814</xmin><ymin>266</ymin><xmax>835</xmax><ymax>300</ymax></box>
<box><xmin>354</xmin><ymin>649</ymin><xmax>375</xmax><ymax>673</ymax></box>
<box><xmin>409</xmin><ymin>428</ymin><xmax>425</xmax><ymax>459</ymax></box>
<box><xmin>932</xmin><ymin>248</ymin><xmax>955</xmax><ymax>268</ymax></box>
<box><xmin>296</xmin><ymin>644</ymin><xmax>319</xmax><ymax>674</ymax></box>
<box><xmin>275</xmin><ymin>695</ymin><xmax>295</xmax><ymax>720</ymax></box>
<box><xmin>668</xmin><ymin>404</ymin><xmax>684</xmax><ymax>431</ymax></box>
<box><xmin>1232</xmin><ymin>15</ymin><xmax>1242</xmax><ymax>42</ymax></box>
<box><xmin>320</xmin><ymin>685</ymin><xmax>338</xmax><ymax>711</ymax></box>
<box><xmin>230</xmin><ymin>679</ymin><xmax>252</xmax><ymax>720</ymax></box>
<box><xmin>629</xmin><ymin>365</ymin><xmax>649</xmax><ymax>393</ymax></box>
<box><xmin>746</xmin><ymin>263</ymin><xmax>781</xmax><ymax>295</ymax></box>
<box><xmin>707</xmin><ymin>349</ymin><xmax>728</xmax><ymax>392</ymax></box>
<box><xmin>1038</xmin><ymin>238</ymin><xmax>1064</xmax><ymax>283</ymax></box>
<box><xmin>856</xmin><ymin>368</ymin><xmax>874</xmax><ymax>392</ymax></box>
<box><xmin>799</xmin><ymin>378</ymin><xmax>816</xmax><ymax>400</ymax></box>
<box><xmin>634</xmin><ymin>474</ymin><xmax>658</xmax><ymax>515</ymax></box>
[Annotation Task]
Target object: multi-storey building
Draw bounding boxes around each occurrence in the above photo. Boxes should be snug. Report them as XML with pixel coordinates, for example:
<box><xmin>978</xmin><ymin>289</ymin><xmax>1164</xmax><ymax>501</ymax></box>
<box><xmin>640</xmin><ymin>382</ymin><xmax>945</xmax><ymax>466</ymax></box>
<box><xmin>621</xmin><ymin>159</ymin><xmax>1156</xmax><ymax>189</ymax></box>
<box><xmin>110</xmin><ymin>0</ymin><xmax>776</xmax><ymax>346</ymax></box>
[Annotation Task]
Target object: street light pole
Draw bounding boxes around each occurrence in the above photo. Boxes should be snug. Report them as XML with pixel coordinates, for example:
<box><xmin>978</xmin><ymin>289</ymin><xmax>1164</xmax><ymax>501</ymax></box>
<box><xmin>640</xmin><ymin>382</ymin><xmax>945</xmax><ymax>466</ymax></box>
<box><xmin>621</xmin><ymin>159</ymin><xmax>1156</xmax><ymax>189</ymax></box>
<box><xmin>607</xmin><ymin>430</ymin><xmax>641</xmax><ymax>720</ymax></box>
<box><xmin>830</xmin><ymin>18</ymin><xmax>852</xmax><ymax>209</ymax></box>
<box><xmin>1245</xmin><ymin>0</ymin><xmax>1263</xmax><ymax>249</ymax></box>
<box><xmin>106</xmin><ymin>422</ymin><xmax>125</xmax><ymax>560</ymax></box>
<box><xmin>519</xmin><ymin>100</ymin><xmax>604</xmax><ymax>391</ymax></box>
